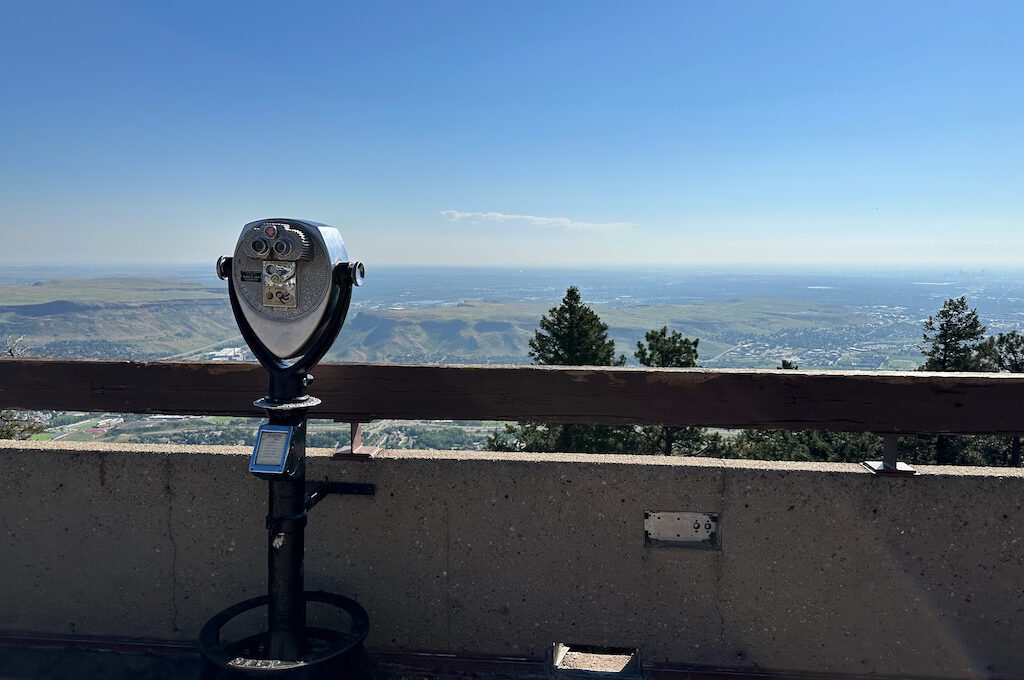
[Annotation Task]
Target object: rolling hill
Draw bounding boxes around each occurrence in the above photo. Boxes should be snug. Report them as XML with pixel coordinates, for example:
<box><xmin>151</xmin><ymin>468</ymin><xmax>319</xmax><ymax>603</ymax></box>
<box><xmin>0</xmin><ymin>275</ymin><xmax>889</xmax><ymax>367</ymax></box>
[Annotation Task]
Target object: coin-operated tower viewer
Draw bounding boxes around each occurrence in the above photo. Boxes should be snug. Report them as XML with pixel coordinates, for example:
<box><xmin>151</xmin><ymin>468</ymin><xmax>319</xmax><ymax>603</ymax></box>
<box><xmin>202</xmin><ymin>218</ymin><xmax>372</xmax><ymax>677</ymax></box>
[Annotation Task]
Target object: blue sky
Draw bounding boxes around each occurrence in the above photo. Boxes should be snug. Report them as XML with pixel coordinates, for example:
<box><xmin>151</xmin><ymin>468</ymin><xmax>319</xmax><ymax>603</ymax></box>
<box><xmin>2</xmin><ymin>1</ymin><xmax>1021</xmax><ymax>266</ymax></box>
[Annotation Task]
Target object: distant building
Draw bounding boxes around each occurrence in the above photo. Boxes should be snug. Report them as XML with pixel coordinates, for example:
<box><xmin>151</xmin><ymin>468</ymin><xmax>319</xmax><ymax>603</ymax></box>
<box><xmin>209</xmin><ymin>347</ymin><xmax>247</xmax><ymax>361</ymax></box>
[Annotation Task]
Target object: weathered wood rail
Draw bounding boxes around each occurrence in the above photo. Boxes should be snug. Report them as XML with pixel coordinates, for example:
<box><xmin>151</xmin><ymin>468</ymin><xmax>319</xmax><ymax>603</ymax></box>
<box><xmin>2</xmin><ymin>358</ymin><xmax>1023</xmax><ymax>433</ymax></box>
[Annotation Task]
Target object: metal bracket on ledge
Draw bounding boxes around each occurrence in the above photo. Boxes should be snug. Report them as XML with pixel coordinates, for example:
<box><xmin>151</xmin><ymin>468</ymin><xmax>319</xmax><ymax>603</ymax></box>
<box><xmin>333</xmin><ymin>421</ymin><xmax>380</xmax><ymax>458</ymax></box>
<box><xmin>304</xmin><ymin>479</ymin><xmax>376</xmax><ymax>512</ymax></box>
<box><xmin>862</xmin><ymin>434</ymin><xmax>918</xmax><ymax>475</ymax></box>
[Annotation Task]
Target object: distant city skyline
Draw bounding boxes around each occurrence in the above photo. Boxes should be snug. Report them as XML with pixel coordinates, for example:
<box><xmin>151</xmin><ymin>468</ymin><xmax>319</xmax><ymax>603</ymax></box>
<box><xmin>2</xmin><ymin>1</ymin><xmax>1021</xmax><ymax>266</ymax></box>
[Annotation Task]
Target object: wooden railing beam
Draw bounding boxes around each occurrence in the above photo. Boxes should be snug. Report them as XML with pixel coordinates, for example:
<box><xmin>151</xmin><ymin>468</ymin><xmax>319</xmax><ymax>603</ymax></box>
<box><xmin>2</xmin><ymin>358</ymin><xmax>1024</xmax><ymax>434</ymax></box>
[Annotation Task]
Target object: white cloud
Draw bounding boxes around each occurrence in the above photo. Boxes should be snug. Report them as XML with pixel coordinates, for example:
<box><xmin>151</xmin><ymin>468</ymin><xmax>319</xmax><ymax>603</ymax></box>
<box><xmin>439</xmin><ymin>210</ymin><xmax>634</xmax><ymax>233</ymax></box>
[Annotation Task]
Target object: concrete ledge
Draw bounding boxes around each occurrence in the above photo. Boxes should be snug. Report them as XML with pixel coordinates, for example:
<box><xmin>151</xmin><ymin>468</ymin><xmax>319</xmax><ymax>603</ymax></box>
<box><xmin>2</xmin><ymin>440</ymin><xmax>1023</xmax><ymax>678</ymax></box>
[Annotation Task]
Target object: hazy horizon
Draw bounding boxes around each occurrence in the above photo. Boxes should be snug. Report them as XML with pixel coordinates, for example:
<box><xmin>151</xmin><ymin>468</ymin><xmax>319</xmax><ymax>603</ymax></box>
<box><xmin>4</xmin><ymin>261</ymin><xmax>1024</xmax><ymax>275</ymax></box>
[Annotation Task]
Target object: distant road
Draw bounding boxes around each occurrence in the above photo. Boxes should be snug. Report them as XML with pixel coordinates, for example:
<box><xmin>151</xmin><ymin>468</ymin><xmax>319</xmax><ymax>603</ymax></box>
<box><xmin>705</xmin><ymin>343</ymin><xmax>741</xmax><ymax>363</ymax></box>
<box><xmin>159</xmin><ymin>335</ymin><xmax>243</xmax><ymax>361</ymax></box>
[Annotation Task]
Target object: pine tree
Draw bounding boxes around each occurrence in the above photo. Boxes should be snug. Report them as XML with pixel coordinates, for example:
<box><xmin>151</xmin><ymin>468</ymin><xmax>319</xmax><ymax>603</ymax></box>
<box><xmin>635</xmin><ymin>326</ymin><xmax>698</xmax><ymax>370</ymax></box>
<box><xmin>634</xmin><ymin>327</ymin><xmax>701</xmax><ymax>455</ymax></box>
<box><xmin>920</xmin><ymin>296</ymin><xmax>988</xmax><ymax>372</ymax></box>
<box><xmin>985</xmin><ymin>331</ymin><xmax>1024</xmax><ymax>466</ymax></box>
<box><xmin>919</xmin><ymin>297</ymin><xmax>991</xmax><ymax>464</ymax></box>
<box><xmin>528</xmin><ymin>286</ymin><xmax>624</xmax><ymax>366</ymax></box>
<box><xmin>488</xmin><ymin>286</ymin><xmax>629</xmax><ymax>453</ymax></box>
<box><xmin>988</xmin><ymin>331</ymin><xmax>1024</xmax><ymax>372</ymax></box>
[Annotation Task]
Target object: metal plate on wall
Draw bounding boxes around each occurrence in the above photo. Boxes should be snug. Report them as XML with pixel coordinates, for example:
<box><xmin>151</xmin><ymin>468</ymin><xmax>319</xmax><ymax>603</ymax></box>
<box><xmin>644</xmin><ymin>511</ymin><xmax>721</xmax><ymax>550</ymax></box>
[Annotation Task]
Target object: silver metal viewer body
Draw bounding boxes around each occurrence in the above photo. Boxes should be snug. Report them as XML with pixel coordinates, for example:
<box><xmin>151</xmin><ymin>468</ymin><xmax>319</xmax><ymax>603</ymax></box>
<box><xmin>230</xmin><ymin>218</ymin><xmax>353</xmax><ymax>360</ymax></box>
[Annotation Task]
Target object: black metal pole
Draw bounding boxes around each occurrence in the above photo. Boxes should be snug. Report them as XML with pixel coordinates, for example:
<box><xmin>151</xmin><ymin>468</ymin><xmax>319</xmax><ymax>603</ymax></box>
<box><xmin>266</xmin><ymin>408</ymin><xmax>308</xmax><ymax>661</ymax></box>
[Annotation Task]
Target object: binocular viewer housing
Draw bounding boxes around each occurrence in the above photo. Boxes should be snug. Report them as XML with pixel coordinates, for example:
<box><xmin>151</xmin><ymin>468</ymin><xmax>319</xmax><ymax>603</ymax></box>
<box><xmin>217</xmin><ymin>218</ymin><xmax>363</xmax><ymax>403</ymax></box>
<box><xmin>218</xmin><ymin>218</ymin><xmax>363</xmax><ymax>363</ymax></box>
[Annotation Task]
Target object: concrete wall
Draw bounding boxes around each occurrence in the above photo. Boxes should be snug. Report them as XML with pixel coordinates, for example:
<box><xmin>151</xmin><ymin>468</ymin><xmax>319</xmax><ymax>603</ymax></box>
<box><xmin>2</xmin><ymin>440</ymin><xmax>1023</xmax><ymax>678</ymax></box>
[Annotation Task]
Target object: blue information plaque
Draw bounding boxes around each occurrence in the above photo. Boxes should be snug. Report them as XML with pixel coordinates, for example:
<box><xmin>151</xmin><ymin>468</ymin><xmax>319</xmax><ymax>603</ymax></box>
<box><xmin>249</xmin><ymin>424</ymin><xmax>293</xmax><ymax>474</ymax></box>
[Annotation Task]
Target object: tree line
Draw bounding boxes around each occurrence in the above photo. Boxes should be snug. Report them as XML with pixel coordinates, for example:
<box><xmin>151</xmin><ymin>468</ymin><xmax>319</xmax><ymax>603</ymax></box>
<box><xmin>487</xmin><ymin>287</ymin><xmax>1024</xmax><ymax>467</ymax></box>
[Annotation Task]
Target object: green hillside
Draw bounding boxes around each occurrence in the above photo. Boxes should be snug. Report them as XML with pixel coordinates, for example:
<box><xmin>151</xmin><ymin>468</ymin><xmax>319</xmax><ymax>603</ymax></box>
<box><xmin>328</xmin><ymin>298</ymin><xmax>868</xmax><ymax>366</ymax></box>
<box><xmin>329</xmin><ymin>301</ymin><xmax>546</xmax><ymax>363</ymax></box>
<box><xmin>0</xmin><ymin>276</ymin><xmax>886</xmax><ymax>367</ymax></box>
<box><xmin>0</xmin><ymin>277</ymin><xmax>236</xmax><ymax>359</ymax></box>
